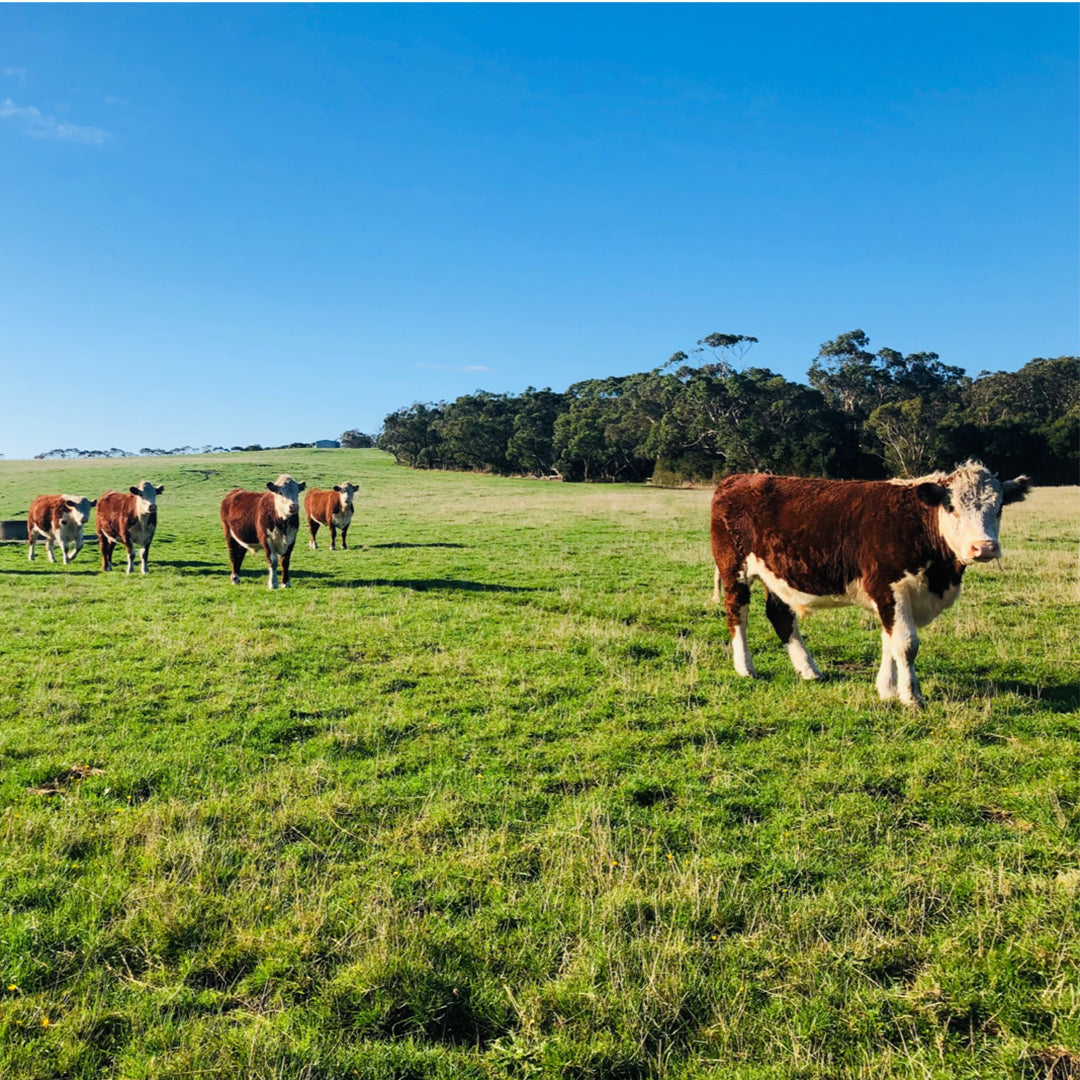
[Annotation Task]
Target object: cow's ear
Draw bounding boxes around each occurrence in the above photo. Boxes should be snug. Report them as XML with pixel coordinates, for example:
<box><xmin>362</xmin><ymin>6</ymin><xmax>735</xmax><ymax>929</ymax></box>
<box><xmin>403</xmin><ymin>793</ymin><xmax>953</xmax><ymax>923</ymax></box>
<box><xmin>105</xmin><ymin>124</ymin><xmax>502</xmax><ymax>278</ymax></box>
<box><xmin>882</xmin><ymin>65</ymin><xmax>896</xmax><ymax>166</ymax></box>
<box><xmin>64</xmin><ymin>499</ymin><xmax>78</xmax><ymax>509</ymax></box>
<box><xmin>88</xmin><ymin>500</ymin><xmax>97</xmax><ymax>508</ymax></box>
<box><xmin>1001</xmin><ymin>476</ymin><xmax>1030</xmax><ymax>505</ymax></box>
<box><xmin>130</xmin><ymin>486</ymin><xmax>141</xmax><ymax>496</ymax></box>
<box><xmin>332</xmin><ymin>485</ymin><xmax>343</xmax><ymax>493</ymax></box>
<box><xmin>266</xmin><ymin>482</ymin><xmax>278</xmax><ymax>493</ymax></box>
<box><xmin>297</xmin><ymin>482</ymin><xmax>306</xmax><ymax>492</ymax></box>
<box><xmin>916</xmin><ymin>482</ymin><xmax>948</xmax><ymax>507</ymax></box>
<box><xmin>156</xmin><ymin>485</ymin><xmax>165</xmax><ymax>495</ymax></box>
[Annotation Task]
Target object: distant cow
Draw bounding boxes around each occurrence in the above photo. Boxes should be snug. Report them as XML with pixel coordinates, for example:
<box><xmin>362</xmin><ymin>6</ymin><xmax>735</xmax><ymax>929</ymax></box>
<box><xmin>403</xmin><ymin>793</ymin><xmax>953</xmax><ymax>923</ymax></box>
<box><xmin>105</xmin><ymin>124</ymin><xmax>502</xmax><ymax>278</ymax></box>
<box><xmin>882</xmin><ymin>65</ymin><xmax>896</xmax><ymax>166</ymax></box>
<box><xmin>27</xmin><ymin>494</ymin><xmax>97</xmax><ymax>565</ymax></box>
<box><xmin>97</xmin><ymin>481</ymin><xmax>164</xmax><ymax>575</ymax></box>
<box><xmin>305</xmin><ymin>483</ymin><xmax>359</xmax><ymax>550</ymax></box>
<box><xmin>710</xmin><ymin>461</ymin><xmax>1029</xmax><ymax>706</ymax></box>
<box><xmin>220</xmin><ymin>474</ymin><xmax>306</xmax><ymax>589</ymax></box>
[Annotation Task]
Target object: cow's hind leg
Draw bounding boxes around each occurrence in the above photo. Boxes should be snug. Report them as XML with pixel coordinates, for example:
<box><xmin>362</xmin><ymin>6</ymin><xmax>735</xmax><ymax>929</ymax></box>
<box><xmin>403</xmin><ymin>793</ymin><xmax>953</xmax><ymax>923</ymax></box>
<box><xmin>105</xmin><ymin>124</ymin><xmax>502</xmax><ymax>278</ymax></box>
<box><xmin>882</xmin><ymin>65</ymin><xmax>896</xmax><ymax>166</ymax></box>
<box><xmin>720</xmin><ymin>577</ymin><xmax>756</xmax><ymax>678</ymax></box>
<box><xmin>765</xmin><ymin>590</ymin><xmax>822</xmax><ymax>681</ymax></box>
<box><xmin>99</xmin><ymin>535</ymin><xmax>114</xmax><ymax>571</ymax></box>
<box><xmin>308</xmin><ymin>518</ymin><xmax>319</xmax><ymax>550</ymax></box>
<box><xmin>226</xmin><ymin>536</ymin><xmax>246</xmax><ymax>584</ymax></box>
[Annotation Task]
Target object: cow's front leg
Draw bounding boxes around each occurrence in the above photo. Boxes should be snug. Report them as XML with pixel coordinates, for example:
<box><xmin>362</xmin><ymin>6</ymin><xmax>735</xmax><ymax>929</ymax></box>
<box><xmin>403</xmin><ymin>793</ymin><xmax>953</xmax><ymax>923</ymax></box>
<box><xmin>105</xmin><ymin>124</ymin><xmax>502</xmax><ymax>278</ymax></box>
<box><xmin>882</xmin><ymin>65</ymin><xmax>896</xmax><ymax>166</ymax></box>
<box><xmin>61</xmin><ymin>539</ymin><xmax>73</xmax><ymax>565</ymax></box>
<box><xmin>43</xmin><ymin>536</ymin><xmax>56</xmax><ymax>563</ymax></box>
<box><xmin>875</xmin><ymin>632</ymin><xmax>898</xmax><ymax>700</ymax></box>
<box><xmin>765</xmin><ymin>591</ymin><xmax>821</xmax><ymax>680</ymax></box>
<box><xmin>329</xmin><ymin>523</ymin><xmax>338</xmax><ymax>551</ymax></box>
<box><xmin>124</xmin><ymin>543</ymin><xmax>136</xmax><ymax>575</ymax></box>
<box><xmin>877</xmin><ymin>600</ymin><xmax>922</xmax><ymax>706</ymax></box>
<box><xmin>139</xmin><ymin>543</ymin><xmax>151</xmax><ymax>575</ymax></box>
<box><xmin>266</xmin><ymin>548</ymin><xmax>280</xmax><ymax>590</ymax></box>
<box><xmin>280</xmin><ymin>543</ymin><xmax>294</xmax><ymax>588</ymax></box>
<box><xmin>339</xmin><ymin>523</ymin><xmax>349</xmax><ymax>550</ymax></box>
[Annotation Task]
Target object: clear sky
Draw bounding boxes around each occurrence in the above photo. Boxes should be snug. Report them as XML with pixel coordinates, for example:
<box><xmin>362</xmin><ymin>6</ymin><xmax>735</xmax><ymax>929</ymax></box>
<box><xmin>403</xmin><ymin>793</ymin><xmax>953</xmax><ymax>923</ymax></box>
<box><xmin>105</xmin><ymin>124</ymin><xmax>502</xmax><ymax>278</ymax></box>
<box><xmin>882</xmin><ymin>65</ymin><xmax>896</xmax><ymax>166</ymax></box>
<box><xmin>1</xmin><ymin>3</ymin><xmax>1076</xmax><ymax>460</ymax></box>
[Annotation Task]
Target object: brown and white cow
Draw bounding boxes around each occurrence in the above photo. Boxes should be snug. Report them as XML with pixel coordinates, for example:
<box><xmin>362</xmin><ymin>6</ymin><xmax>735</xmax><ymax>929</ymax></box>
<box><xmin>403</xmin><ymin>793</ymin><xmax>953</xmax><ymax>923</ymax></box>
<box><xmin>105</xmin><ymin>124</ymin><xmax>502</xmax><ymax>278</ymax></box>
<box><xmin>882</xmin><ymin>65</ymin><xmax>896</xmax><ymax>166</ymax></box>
<box><xmin>27</xmin><ymin>494</ymin><xmax>97</xmax><ymax>565</ymax></box>
<box><xmin>304</xmin><ymin>483</ymin><xmax>359</xmax><ymax>550</ymax></box>
<box><xmin>97</xmin><ymin>481</ymin><xmax>164</xmax><ymax>575</ymax></box>
<box><xmin>220</xmin><ymin>474</ymin><xmax>306</xmax><ymax>589</ymax></box>
<box><xmin>710</xmin><ymin>461</ymin><xmax>1030</xmax><ymax>706</ymax></box>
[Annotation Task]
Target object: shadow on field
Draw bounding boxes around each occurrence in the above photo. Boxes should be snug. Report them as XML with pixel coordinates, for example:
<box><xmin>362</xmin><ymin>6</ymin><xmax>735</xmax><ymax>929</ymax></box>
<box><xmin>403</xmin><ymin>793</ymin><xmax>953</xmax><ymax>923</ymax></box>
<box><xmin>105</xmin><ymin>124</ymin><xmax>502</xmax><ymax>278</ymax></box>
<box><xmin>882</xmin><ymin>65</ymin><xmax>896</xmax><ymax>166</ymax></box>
<box><xmin>368</xmin><ymin>542</ymin><xmax>467</xmax><ymax>550</ymax></box>
<box><xmin>1</xmin><ymin>567</ymin><xmax>99</xmax><ymax>576</ymax></box>
<box><xmin>993</xmin><ymin>680</ymin><xmax>1080</xmax><ymax>713</ymax></box>
<box><xmin>329</xmin><ymin>577</ymin><xmax>540</xmax><ymax>593</ymax></box>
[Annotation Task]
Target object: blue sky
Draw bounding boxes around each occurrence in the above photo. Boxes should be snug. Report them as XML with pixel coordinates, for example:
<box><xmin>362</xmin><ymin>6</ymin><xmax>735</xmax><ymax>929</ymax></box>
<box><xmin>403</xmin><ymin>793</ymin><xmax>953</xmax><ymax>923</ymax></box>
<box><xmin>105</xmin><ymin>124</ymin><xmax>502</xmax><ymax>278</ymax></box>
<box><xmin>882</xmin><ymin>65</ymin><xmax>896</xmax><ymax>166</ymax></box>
<box><xmin>1</xmin><ymin>3</ymin><xmax>1076</xmax><ymax>459</ymax></box>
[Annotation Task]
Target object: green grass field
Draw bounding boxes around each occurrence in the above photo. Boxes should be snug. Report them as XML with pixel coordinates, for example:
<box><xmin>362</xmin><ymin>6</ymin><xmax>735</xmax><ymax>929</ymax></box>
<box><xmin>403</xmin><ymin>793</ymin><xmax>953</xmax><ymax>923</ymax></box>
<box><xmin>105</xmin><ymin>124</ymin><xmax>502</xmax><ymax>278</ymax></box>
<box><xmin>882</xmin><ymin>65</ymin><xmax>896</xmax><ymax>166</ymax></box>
<box><xmin>0</xmin><ymin>449</ymin><xmax>1076</xmax><ymax>1080</ymax></box>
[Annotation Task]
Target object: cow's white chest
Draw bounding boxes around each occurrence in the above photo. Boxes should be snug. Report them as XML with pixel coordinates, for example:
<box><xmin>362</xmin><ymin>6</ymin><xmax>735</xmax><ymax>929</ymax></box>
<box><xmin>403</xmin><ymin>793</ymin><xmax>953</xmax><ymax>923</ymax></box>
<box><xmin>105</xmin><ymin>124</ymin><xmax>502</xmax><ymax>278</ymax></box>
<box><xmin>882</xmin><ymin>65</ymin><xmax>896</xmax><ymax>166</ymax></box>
<box><xmin>331</xmin><ymin>506</ymin><xmax>353</xmax><ymax>529</ymax></box>
<box><xmin>893</xmin><ymin>570</ymin><xmax>961</xmax><ymax>628</ymax></box>
<box><xmin>128</xmin><ymin>513</ymin><xmax>155</xmax><ymax>546</ymax></box>
<box><xmin>265</xmin><ymin>524</ymin><xmax>296</xmax><ymax>554</ymax></box>
<box><xmin>744</xmin><ymin>554</ymin><xmax>875</xmax><ymax>616</ymax></box>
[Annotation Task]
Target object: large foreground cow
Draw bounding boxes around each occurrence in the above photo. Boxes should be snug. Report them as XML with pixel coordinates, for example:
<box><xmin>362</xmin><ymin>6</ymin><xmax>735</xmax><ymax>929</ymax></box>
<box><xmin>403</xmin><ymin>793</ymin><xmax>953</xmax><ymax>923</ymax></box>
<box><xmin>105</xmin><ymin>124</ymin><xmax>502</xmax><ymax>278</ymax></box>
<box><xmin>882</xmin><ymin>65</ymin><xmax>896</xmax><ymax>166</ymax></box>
<box><xmin>220</xmin><ymin>475</ymin><xmax>306</xmax><ymax>589</ymax></box>
<box><xmin>710</xmin><ymin>461</ymin><xmax>1029</xmax><ymax>705</ymax></box>
<box><xmin>27</xmin><ymin>494</ymin><xmax>97</xmax><ymax>565</ymax></box>
<box><xmin>304</xmin><ymin>483</ymin><xmax>358</xmax><ymax>550</ymax></box>
<box><xmin>97</xmin><ymin>481</ymin><xmax>164</xmax><ymax>574</ymax></box>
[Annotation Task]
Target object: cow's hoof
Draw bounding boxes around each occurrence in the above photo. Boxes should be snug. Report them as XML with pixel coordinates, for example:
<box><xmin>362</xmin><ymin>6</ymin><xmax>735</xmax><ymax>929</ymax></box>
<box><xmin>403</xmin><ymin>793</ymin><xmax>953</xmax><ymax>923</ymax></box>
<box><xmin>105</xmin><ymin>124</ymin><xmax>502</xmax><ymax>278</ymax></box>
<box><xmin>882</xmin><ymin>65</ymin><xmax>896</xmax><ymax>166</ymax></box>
<box><xmin>230</xmin><ymin>575</ymin><xmax>241</xmax><ymax>585</ymax></box>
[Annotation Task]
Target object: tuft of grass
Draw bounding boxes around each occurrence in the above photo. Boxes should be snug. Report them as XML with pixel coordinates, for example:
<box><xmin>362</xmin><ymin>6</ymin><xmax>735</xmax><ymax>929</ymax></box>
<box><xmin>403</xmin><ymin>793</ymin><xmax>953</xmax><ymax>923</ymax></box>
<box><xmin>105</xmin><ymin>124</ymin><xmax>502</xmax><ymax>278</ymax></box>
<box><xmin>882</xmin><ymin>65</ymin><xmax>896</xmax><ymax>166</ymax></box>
<box><xmin>0</xmin><ymin>450</ymin><xmax>1076</xmax><ymax>1079</ymax></box>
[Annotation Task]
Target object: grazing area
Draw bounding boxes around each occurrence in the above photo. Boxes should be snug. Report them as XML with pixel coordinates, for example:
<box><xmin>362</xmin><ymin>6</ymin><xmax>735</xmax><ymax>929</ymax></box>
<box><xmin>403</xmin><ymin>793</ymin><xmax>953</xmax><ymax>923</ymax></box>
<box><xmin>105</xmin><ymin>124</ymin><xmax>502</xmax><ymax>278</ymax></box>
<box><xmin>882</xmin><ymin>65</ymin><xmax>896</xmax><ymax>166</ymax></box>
<box><xmin>0</xmin><ymin>449</ymin><xmax>1076</xmax><ymax>1080</ymax></box>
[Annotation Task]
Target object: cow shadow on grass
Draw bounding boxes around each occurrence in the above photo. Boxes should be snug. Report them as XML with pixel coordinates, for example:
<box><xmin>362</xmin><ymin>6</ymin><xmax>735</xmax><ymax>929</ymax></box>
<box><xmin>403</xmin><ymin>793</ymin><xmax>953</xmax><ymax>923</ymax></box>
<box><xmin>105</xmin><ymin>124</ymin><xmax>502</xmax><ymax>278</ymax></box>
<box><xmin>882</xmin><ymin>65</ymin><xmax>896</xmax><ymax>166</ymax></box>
<box><xmin>153</xmin><ymin>561</ymin><xmax>333</xmax><ymax>581</ymax></box>
<box><xmin>0</xmin><ymin>567</ymin><xmax>100</xmax><ymax>576</ymax></box>
<box><xmin>367</xmin><ymin>542</ymin><xmax>467</xmax><ymax>550</ymax></box>
<box><xmin>987</xmin><ymin>680</ymin><xmax>1079</xmax><ymax>714</ymax></box>
<box><xmin>326</xmin><ymin>577</ymin><xmax>541</xmax><ymax>593</ymax></box>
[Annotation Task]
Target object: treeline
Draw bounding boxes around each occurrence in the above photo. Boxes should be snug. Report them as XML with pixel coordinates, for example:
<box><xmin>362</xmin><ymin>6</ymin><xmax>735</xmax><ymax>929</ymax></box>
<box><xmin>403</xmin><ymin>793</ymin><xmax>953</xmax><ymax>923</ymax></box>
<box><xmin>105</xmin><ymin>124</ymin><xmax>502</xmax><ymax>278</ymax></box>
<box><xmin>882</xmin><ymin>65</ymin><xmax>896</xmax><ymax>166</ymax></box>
<box><xmin>32</xmin><ymin>435</ymin><xmax>377</xmax><ymax>460</ymax></box>
<box><xmin>376</xmin><ymin>331</ymin><xmax>1079</xmax><ymax>484</ymax></box>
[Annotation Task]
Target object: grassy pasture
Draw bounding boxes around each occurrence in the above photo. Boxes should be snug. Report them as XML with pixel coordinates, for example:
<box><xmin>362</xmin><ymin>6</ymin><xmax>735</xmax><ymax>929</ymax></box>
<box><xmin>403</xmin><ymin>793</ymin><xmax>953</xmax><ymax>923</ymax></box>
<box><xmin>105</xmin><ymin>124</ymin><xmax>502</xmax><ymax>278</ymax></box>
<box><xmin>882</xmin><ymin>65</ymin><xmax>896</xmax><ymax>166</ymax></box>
<box><xmin>0</xmin><ymin>449</ymin><xmax>1076</xmax><ymax>1080</ymax></box>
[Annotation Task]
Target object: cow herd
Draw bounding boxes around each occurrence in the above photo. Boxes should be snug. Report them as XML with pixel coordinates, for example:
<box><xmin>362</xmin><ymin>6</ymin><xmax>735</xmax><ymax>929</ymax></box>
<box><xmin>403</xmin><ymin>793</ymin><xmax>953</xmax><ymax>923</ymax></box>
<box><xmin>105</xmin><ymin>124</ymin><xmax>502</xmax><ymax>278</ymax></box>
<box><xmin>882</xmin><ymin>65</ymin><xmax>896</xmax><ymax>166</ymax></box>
<box><xmin>26</xmin><ymin>474</ymin><xmax>357</xmax><ymax>591</ymax></box>
<box><xmin>20</xmin><ymin>461</ymin><xmax>1030</xmax><ymax>705</ymax></box>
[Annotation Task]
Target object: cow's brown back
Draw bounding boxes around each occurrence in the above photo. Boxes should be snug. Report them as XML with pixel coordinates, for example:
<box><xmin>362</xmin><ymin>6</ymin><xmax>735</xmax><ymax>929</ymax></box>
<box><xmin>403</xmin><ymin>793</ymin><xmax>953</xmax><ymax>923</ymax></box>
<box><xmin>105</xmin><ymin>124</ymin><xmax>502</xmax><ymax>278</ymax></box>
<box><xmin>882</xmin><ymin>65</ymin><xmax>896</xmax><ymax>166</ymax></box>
<box><xmin>710</xmin><ymin>473</ymin><xmax>948</xmax><ymax>599</ymax></box>
<box><xmin>304</xmin><ymin>488</ymin><xmax>340</xmax><ymax>525</ymax></box>
<box><xmin>28</xmin><ymin>495</ymin><xmax>67</xmax><ymax>535</ymax></box>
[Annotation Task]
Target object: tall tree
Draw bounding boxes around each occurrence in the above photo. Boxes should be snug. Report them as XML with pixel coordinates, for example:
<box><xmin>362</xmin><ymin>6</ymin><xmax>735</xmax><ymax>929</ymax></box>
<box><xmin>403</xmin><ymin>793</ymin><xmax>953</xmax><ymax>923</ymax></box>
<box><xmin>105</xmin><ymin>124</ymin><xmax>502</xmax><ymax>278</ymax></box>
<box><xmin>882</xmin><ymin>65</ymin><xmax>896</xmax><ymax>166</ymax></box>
<box><xmin>377</xmin><ymin>402</ymin><xmax>444</xmax><ymax>468</ymax></box>
<box><xmin>505</xmin><ymin>388</ymin><xmax>567</xmax><ymax>477</ymax></box>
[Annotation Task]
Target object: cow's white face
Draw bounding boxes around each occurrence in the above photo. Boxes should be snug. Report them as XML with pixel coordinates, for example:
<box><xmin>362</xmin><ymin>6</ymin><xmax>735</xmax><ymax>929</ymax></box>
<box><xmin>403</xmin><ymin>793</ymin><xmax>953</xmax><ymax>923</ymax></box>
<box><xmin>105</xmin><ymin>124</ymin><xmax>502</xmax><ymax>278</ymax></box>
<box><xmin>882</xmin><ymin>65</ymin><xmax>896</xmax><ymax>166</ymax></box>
<box><xmin>129</xmin><ymin>481</ymin><xmax>164</xmax><ymax>516</ymax></box>
<box><xmin>334</xmin><ymin>482</ymin><xmax>359</xmax><ymax>510</ymax></box>
<box><xmin>60</xmin><ymin>496</ymin><xmax>96</xmax><ymax>526</ymax></box>
<box><xmin>267</xmin><ymin>474</ymin><xmax>305</xmax><ymax>517</ymax></box>
<box><xmin>918</xmin><ymin>462</ymin><xmax>1029</xmax><ymax>564</ymax></box>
